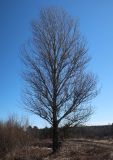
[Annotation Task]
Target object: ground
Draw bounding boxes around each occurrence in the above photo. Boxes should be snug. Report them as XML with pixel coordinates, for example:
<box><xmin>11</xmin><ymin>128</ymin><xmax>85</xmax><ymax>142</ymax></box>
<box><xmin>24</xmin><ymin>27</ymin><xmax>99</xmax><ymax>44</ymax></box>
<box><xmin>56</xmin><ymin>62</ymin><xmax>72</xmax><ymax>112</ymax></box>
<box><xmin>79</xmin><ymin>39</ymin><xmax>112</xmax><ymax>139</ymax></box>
<box><xmin>4</xmin><ymin>138</ymin><xmax>113</xmax><ymax>160</ymax></box>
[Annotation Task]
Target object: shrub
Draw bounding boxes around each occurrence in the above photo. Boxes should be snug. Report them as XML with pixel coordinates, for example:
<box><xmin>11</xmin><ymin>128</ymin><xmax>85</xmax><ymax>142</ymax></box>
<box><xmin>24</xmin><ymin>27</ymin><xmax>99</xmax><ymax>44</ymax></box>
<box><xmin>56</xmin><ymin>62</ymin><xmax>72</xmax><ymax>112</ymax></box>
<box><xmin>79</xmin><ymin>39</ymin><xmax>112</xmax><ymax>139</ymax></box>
<box><xmin>0</xmin><ymin>115</ymin><xmax>32</xmax><ymax>158</ymax></box>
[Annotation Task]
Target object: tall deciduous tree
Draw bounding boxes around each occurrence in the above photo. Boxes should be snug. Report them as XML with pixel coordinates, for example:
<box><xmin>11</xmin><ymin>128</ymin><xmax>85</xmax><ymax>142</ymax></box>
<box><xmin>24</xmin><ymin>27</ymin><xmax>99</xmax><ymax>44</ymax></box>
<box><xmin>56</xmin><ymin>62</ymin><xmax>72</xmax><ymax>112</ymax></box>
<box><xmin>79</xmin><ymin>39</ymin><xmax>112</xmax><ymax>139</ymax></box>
<box><xmin>22</xmin><ymin>7</ymin><xmax>98</xmax><ymax>152</ymax></box>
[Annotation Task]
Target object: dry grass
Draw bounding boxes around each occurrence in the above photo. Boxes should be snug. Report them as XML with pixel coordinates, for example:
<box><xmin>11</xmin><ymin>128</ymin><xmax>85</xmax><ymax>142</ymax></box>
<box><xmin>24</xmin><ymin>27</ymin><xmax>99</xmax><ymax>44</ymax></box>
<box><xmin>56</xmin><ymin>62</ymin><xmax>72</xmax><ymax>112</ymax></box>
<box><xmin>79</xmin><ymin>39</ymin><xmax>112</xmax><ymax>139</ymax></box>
<box><xmin>5</xmin><ymin>146</ymin><xmax>52</xmax><ymax>160</ymax></box>
<box><xmin>44</xmin><ymin>139</ymin><xmax>113</xmax><ymax>160</ymax></box>
<box><xmin>5</xmin><ymin>139</ymin><xmax>113</xmax><ymax>160</ymax></box>
<box><xmin>2</xmin><ymin>116</ymin><xmax>113</xmax><ymax>159</ymax></box>
<box><xmin>0</xmin><ymin>119</ymin><xmax>113</xmax><ymax>160</ymax></box>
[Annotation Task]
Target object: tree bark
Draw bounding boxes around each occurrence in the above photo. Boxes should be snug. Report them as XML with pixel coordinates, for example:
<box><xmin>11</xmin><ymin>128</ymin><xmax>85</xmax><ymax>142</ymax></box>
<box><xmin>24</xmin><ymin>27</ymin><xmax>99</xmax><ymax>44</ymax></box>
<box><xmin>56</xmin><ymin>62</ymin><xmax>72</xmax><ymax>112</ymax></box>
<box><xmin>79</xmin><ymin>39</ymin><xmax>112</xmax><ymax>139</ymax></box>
<box><xmin>52</xmin><ymin>117</ymin><xmax>59</xmax><ymax>152</ymax></box>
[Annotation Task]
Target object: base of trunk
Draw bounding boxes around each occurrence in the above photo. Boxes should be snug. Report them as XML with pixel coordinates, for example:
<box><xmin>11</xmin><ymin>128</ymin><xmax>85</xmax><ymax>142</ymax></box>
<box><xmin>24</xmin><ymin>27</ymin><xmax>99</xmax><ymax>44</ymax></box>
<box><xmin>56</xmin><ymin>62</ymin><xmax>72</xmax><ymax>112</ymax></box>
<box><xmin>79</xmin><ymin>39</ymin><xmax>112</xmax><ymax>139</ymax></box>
<box><xmin>52</xmin><ymin>122</ymin><xmax>59</xmax><ymax>153</ymax></box>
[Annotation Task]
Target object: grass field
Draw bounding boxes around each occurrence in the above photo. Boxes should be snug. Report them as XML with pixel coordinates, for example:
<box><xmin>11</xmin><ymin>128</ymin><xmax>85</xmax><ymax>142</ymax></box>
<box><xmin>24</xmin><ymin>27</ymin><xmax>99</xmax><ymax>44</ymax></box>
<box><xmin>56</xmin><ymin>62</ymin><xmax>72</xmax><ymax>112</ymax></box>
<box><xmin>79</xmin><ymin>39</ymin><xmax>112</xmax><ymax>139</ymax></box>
<box><xmin>4</xmin><ymin>138</ymin><xmax>113</xmax><ymax>160</ymax></box>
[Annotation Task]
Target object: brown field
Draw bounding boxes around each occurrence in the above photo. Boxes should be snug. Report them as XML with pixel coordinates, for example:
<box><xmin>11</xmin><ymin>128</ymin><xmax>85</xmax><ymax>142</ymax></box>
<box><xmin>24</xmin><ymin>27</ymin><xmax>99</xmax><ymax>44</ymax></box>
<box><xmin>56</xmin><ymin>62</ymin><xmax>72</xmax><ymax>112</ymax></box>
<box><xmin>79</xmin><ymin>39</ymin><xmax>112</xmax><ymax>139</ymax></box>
<box><xmin>4</xmin><ymin>138</ymin><xmax>113</xmax><ymax>160</ymax></box>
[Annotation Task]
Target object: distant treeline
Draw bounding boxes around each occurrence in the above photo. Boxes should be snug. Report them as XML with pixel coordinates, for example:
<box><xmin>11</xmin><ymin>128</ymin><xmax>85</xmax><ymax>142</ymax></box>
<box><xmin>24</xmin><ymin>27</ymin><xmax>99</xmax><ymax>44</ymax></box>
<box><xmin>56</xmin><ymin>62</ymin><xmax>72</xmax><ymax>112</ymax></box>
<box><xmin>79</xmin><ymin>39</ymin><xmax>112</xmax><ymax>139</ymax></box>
<box><xmin>26</xmin><ymin>124</ymin><xmax>113</xmax><ymax>140</ymax></box>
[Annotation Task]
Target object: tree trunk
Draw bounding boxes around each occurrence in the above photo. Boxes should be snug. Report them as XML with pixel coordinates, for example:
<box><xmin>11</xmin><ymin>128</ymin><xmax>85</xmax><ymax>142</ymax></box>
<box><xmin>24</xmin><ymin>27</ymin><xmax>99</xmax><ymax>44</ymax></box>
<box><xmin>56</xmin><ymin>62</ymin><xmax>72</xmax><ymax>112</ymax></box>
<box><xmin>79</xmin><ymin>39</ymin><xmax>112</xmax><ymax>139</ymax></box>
<box><xmin>52</xmin><ymin>119</ymin><xmax>59</xmax><ymax>152</ymax></box>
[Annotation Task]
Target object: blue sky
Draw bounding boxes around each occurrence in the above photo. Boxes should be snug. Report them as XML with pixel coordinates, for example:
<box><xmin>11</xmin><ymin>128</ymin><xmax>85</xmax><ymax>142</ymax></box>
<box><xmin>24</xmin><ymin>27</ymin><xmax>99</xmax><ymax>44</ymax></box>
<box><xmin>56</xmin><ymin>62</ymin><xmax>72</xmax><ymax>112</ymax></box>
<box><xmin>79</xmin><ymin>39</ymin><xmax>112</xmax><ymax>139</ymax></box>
<box><xmin>0</xmin><ymin>0</ymin><xmax>113</xmax><ymax>128</ymax></box>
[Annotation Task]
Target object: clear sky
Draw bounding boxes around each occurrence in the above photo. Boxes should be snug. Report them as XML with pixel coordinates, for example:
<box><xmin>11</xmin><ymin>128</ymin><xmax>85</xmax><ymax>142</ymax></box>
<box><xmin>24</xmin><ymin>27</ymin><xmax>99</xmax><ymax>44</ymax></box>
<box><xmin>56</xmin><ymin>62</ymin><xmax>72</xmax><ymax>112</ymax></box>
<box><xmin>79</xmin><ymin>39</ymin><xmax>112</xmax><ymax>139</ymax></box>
<box><xmin>0</xmin><ymin>0</ymin><xmax>113</xmax><ymax>128</ymax></box>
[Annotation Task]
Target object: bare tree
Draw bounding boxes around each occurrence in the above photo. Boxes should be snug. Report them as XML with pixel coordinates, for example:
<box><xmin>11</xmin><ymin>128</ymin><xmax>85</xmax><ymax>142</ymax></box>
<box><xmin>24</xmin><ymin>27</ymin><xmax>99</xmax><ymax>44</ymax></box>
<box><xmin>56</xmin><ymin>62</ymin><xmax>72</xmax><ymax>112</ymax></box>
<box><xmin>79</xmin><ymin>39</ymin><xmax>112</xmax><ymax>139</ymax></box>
<box><xmin>21</xmin><ymin>7</ymin><xmax>98</xmax><ymax>152</ymax></box>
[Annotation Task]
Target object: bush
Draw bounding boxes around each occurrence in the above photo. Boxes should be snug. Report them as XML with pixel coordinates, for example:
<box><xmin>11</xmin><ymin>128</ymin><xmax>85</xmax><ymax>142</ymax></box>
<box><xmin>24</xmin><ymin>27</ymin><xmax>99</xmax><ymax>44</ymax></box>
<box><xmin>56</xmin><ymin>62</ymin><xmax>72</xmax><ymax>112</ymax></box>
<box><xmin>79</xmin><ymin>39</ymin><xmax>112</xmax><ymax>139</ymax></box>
<box><xmin>0</xmin><ymin>115</ymin><xmax>32</xmax><ymax>158</ymax></box>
